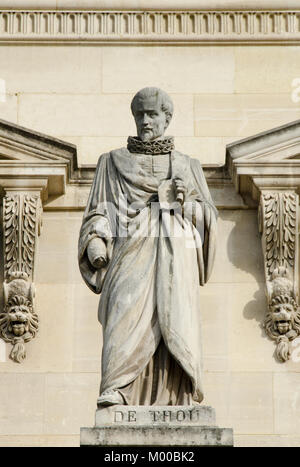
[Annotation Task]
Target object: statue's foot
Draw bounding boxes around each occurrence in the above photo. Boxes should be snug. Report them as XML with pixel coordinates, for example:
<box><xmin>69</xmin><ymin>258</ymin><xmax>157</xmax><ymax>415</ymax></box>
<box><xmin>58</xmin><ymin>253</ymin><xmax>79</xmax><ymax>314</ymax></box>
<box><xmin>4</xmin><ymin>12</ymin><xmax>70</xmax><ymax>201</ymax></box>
<box><xmin>97</xmin><ymin>390</ymin><xmax>124</xmax><ymax>407</ymax></box>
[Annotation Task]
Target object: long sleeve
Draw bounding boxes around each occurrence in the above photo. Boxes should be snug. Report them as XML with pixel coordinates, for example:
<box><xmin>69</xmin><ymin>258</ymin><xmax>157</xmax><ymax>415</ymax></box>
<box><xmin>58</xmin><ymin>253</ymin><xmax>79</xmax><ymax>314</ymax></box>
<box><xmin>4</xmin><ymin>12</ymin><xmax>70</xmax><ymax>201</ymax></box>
<box><xmin>78</xmin><ymin>153</ymin><xmax>114</xmax><ymax>294</ymax></box>
<box><xmin>189</xmin><ymin>158</ymin><xmax>218</xmax><ymax>283</ymax></box>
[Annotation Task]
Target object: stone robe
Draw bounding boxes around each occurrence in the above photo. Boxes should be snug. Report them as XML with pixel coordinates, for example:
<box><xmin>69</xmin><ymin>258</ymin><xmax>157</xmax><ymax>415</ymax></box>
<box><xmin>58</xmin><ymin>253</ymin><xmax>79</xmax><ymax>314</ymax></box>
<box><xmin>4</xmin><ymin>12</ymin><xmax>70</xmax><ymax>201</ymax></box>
<box><xmin>78</xmin><ymin>148</ymin><xmax>217</xmax><ymax>405</ymax></box>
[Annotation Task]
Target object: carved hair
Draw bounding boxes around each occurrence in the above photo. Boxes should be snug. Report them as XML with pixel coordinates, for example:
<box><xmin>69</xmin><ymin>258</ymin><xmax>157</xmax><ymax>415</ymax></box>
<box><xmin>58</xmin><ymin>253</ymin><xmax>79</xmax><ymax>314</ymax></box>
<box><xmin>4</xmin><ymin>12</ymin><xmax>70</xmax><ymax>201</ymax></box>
<box><xmin>130</xmin><ymin>87</ymin><xmax>174</xmax><ymax>121</ymax></box>
<box><xmin>270</xmin><ymin>293</ymin><xmax>298</xmax><ymax>311</ymax></box>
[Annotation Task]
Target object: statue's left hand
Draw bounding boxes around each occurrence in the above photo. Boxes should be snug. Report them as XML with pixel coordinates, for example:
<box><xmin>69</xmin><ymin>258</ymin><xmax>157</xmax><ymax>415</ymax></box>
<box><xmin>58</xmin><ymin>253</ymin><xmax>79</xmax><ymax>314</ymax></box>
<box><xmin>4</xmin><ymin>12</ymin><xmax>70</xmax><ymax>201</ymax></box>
<box><xmin>87</xmin><ymin>237</ymin><xmax>107</xmax><ymax>269</ymax></box>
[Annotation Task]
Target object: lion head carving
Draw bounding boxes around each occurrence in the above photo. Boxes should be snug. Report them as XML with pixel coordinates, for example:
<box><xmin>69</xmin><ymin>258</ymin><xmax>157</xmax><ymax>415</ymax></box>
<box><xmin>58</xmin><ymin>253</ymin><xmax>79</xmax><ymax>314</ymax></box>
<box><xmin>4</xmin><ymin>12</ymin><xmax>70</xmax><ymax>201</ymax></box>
<box><xmin>265</xmin><ymin>294</ymin><xmax>300</xmax><ymax>337</ymax></box>
<box><xmin>0</xmin><ymin>295</ymin><xmax>38</xmax><ymax>363</ymax></box>
<box><xmin>264</xmin><ymin>293</ymin><xmax>300</xmax><ymax>362</ymax></box>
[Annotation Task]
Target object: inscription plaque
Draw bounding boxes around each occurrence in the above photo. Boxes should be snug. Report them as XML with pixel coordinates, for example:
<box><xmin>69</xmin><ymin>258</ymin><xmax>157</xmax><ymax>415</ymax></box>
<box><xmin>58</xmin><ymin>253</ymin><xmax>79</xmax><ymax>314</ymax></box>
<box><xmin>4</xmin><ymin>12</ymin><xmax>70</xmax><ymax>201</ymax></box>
<box><xmin>95</xmin><ymin>405</ymin><xmax>216</xmax><ymax>427</ymax></box>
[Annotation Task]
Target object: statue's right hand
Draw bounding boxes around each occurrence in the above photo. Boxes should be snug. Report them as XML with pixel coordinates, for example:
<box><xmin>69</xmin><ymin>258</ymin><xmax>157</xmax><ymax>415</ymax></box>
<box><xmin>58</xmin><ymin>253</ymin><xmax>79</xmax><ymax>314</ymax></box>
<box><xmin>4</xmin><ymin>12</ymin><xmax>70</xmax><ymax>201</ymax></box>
<box><xmin>87</xmin><ymin>237</ymin><xmax>107</xmax><ymax>269</ymax></box>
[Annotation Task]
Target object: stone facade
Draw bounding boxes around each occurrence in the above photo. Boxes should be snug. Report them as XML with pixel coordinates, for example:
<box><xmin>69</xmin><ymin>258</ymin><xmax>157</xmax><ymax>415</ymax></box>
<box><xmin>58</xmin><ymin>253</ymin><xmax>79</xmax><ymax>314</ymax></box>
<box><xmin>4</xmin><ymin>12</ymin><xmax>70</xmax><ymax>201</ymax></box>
<box><xmin>0</xmin><ymin>0</ymin><xmax>300</xmax><ymax>448</ymax></box>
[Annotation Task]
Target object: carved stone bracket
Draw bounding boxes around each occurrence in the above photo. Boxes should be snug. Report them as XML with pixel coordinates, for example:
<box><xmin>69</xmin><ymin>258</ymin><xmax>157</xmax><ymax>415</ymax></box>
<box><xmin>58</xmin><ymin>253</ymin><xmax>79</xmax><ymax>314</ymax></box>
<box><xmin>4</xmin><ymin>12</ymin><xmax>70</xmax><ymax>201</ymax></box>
<box><xmin>0</xmin><ymin>191</ymin><xmax>42</xmax><ymax>362</ymax></box>
<box><xmin>259</xmin><ymin>191</ymin><xmax>300</xmax><ymax>361</ymax></box>
<box><xmin>227</xmin><ymin>120</ymin><xmax>300</xmax><ymax>362</ymax></box>
<box><xmin>0</xmin><ymin>118</ymin><xmax>81</xmax><ymax>363</ymax></box>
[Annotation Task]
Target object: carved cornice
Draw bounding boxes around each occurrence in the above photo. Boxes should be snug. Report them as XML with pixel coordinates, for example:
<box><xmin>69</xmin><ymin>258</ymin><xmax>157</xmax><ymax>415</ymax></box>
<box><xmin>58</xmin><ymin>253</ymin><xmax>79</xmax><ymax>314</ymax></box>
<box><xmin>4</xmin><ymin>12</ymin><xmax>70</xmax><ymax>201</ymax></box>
<box><xmin>0</xmin><ymin>118</ymin><xmax>86</xmax><ymax>196</ymax></box>
<box><xmin>0</xmin><ymin>10</ymin><xmax>300</xmax><ymax>43</ymax></box>
<box><xmin>227</xmin><ymin>119</ymin><xmax>300</xmax><ymax>206</ymax></box>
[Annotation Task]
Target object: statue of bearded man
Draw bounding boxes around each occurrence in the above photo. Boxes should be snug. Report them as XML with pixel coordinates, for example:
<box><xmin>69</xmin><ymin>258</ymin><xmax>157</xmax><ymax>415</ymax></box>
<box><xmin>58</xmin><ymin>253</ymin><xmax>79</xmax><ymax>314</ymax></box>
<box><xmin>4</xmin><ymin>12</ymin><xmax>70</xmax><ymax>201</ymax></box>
<box><xmin>78</xmin><ymin>87</ymin><xmax>217</xmax><ymax>407</ymax></box>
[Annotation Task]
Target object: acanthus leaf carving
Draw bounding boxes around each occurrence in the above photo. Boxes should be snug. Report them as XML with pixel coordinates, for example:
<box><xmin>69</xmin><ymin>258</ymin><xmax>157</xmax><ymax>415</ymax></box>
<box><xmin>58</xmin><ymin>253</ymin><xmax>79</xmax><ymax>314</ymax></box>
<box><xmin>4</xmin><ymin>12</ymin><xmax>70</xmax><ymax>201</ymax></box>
<box><xmin>21</xmin><ymin>195</ymin><xmax>42</xmax><ymax>277</ymax></box>
<box><xmin>4</xmin><ymin>195</ymin><xmax>19</xmax><ymax>277</ymax></box>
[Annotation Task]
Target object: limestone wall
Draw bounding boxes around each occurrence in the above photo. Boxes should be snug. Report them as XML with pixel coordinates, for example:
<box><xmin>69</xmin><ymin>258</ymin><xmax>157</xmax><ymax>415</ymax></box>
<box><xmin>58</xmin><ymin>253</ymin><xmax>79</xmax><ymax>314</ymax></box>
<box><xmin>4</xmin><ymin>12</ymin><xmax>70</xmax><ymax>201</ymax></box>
<box><xmin>2</xmin><ymin>45</ymin><xmax>300</xmax><ymax>168</ymax></box>
<box><xmin>0</xmin><ymin>2</ymin><xmax>300</xmax><ymax>448</ymax></box>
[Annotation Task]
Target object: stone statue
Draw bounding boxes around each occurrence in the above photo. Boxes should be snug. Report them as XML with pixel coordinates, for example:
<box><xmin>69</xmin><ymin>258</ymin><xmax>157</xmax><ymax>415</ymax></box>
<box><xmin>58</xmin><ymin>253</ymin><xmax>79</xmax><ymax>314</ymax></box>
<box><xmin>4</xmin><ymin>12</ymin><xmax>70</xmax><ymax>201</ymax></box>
<box><xmin>78</xmin><ymin>87</ymin><xmax>217</xmax><ymax>407</ymax></box>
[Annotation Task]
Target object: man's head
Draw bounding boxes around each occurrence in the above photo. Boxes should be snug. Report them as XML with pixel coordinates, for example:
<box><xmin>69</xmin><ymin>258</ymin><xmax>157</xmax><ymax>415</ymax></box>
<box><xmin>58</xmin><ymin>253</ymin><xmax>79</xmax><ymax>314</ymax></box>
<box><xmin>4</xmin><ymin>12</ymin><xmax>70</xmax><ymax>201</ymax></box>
<box><xmin>131</xmin><ymin>87</ymin><xmax>174</xmax><ymax>142</ymax></box>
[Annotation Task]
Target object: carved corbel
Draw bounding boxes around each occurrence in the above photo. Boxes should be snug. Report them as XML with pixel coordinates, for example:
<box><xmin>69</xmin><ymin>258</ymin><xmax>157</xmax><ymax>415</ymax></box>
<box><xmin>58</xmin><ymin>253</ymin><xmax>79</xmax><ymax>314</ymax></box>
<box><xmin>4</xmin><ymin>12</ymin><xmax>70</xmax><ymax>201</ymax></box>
<box><xmin>259</xmin><ymin>190</ymin><xmax>300</xmax><ymax>361</ymax></box>
<box><xmin>226</xmin><ymin>119</ymin><xmax>300</xmax><ymax>362</ymax></box>
<box><xmin>0</xmin><ymin>191</ymin><xmax>42</xmax><ymax>362</ymax></box>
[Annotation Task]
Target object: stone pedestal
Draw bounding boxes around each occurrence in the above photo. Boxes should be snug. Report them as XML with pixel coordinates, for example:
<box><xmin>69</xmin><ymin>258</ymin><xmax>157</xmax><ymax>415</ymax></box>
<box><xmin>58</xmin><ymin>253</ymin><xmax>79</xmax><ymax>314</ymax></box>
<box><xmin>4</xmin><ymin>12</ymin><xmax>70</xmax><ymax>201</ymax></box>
<box><xmin>80</xmin><ymin>406</ymin><xmax>234</xmax><ymax>447</ymax></box>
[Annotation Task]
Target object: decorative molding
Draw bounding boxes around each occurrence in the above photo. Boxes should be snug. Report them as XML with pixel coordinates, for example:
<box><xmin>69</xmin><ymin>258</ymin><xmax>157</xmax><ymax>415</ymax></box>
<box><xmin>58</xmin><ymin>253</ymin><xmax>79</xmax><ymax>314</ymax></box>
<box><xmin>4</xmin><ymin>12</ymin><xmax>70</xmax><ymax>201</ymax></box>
<box><xmin>227</xmin><ymin>119</ymin><xmax>300</xmax><ymax>205</ymax></box>
<box><xmin>0</xmin><ymin>10</ymin><xmax>300</xmax><ymax>43</ymax></box>
<box><xmin>1</xmin><ymin>1</ymin><xmax>300</xmax><ymax>11</ymax></box>
<box><xmin>259</xmin><ymin>191</ymin><xmax>300</xmax><ymax>361</ymax></box>
<box><xmin>228</xmin><ymin>119</ymin><xmax>300</xmax><ymax>362</ymax></box>
<box><xmin>0</xmin><ymin>192</ymin><xmax>42</xmax><ymax>362</ymax></box>
<box><xmin>0</xmin><ymin>118</ymin><xmax>81</xmax><ymax>192</ymax></box>
<box><xmin>3</xmin><ymin>193</ymin><xmax>42</xmax><ymax>278</ymax></box>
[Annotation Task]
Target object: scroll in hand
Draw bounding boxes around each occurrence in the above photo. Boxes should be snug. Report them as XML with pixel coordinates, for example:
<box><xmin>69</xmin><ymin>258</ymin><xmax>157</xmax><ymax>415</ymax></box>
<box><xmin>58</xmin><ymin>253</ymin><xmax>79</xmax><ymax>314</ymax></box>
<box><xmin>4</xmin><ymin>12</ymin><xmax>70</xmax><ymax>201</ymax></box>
<box><xmin>87</xmin><ymin>237</ymin><xmax>108</xmax><ymax>269</ymax></box>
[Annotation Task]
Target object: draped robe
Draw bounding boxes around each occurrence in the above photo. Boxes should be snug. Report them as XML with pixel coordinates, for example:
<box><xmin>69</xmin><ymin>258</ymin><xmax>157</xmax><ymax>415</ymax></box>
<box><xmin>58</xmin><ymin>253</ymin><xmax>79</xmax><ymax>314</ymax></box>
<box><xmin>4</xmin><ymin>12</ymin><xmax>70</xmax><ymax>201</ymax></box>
<box><xmin>78</xmin><ymin>147</ymin><xmax>217</xmax><ymax>405</ymax></box>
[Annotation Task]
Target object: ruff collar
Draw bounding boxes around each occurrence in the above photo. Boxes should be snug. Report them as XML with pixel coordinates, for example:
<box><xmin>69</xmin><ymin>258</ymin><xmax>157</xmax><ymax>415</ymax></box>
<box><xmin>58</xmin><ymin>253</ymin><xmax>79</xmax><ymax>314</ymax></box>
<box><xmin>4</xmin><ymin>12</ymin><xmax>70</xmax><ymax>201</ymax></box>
<box><xmin>127</xmin><ymin>136</ymin><xmax>175</xmax><ymax>155</ymax></box>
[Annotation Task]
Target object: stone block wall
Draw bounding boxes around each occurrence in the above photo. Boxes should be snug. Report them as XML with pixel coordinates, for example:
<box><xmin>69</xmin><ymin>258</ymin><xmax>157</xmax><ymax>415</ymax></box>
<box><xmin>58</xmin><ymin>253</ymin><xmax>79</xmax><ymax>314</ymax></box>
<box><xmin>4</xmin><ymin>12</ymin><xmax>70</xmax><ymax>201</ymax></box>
<box><xmin>1</xmin><ymin>45</ymin><xmax>300</xmax><ymax>168</ymax></box>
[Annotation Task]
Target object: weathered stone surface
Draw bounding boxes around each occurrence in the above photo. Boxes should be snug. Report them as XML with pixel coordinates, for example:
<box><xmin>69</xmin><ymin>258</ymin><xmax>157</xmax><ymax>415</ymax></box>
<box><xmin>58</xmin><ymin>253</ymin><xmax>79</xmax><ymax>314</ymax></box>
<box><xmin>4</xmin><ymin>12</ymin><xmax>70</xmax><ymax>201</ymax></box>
<box><xmin>80</xmin><ymin>425</ymin><xmax>233</xmax><ymax>447</ymax></box>
<box><xmin>83</xmin><ymin>404</ymin><xmax>234</xmax><ymax>447</ymax></box>
<box><xmin>95</xmin><ymin>405</ymin><xmax>216</xmax><ymax>427</ymax></box>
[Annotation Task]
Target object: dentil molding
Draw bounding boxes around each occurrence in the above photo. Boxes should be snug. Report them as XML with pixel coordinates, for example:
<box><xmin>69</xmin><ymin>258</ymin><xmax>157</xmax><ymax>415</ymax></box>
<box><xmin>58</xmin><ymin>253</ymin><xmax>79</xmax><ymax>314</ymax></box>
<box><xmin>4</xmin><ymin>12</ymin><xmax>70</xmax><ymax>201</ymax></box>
<box><xmin>0</xmin><ymin>9</ymin><xmax>300</xmax><ymax>43</ymax></box>
<box><xmin>0</xmin><ymin>1</ymin><xmax>299</xmax><ymax>11</ymax></box>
